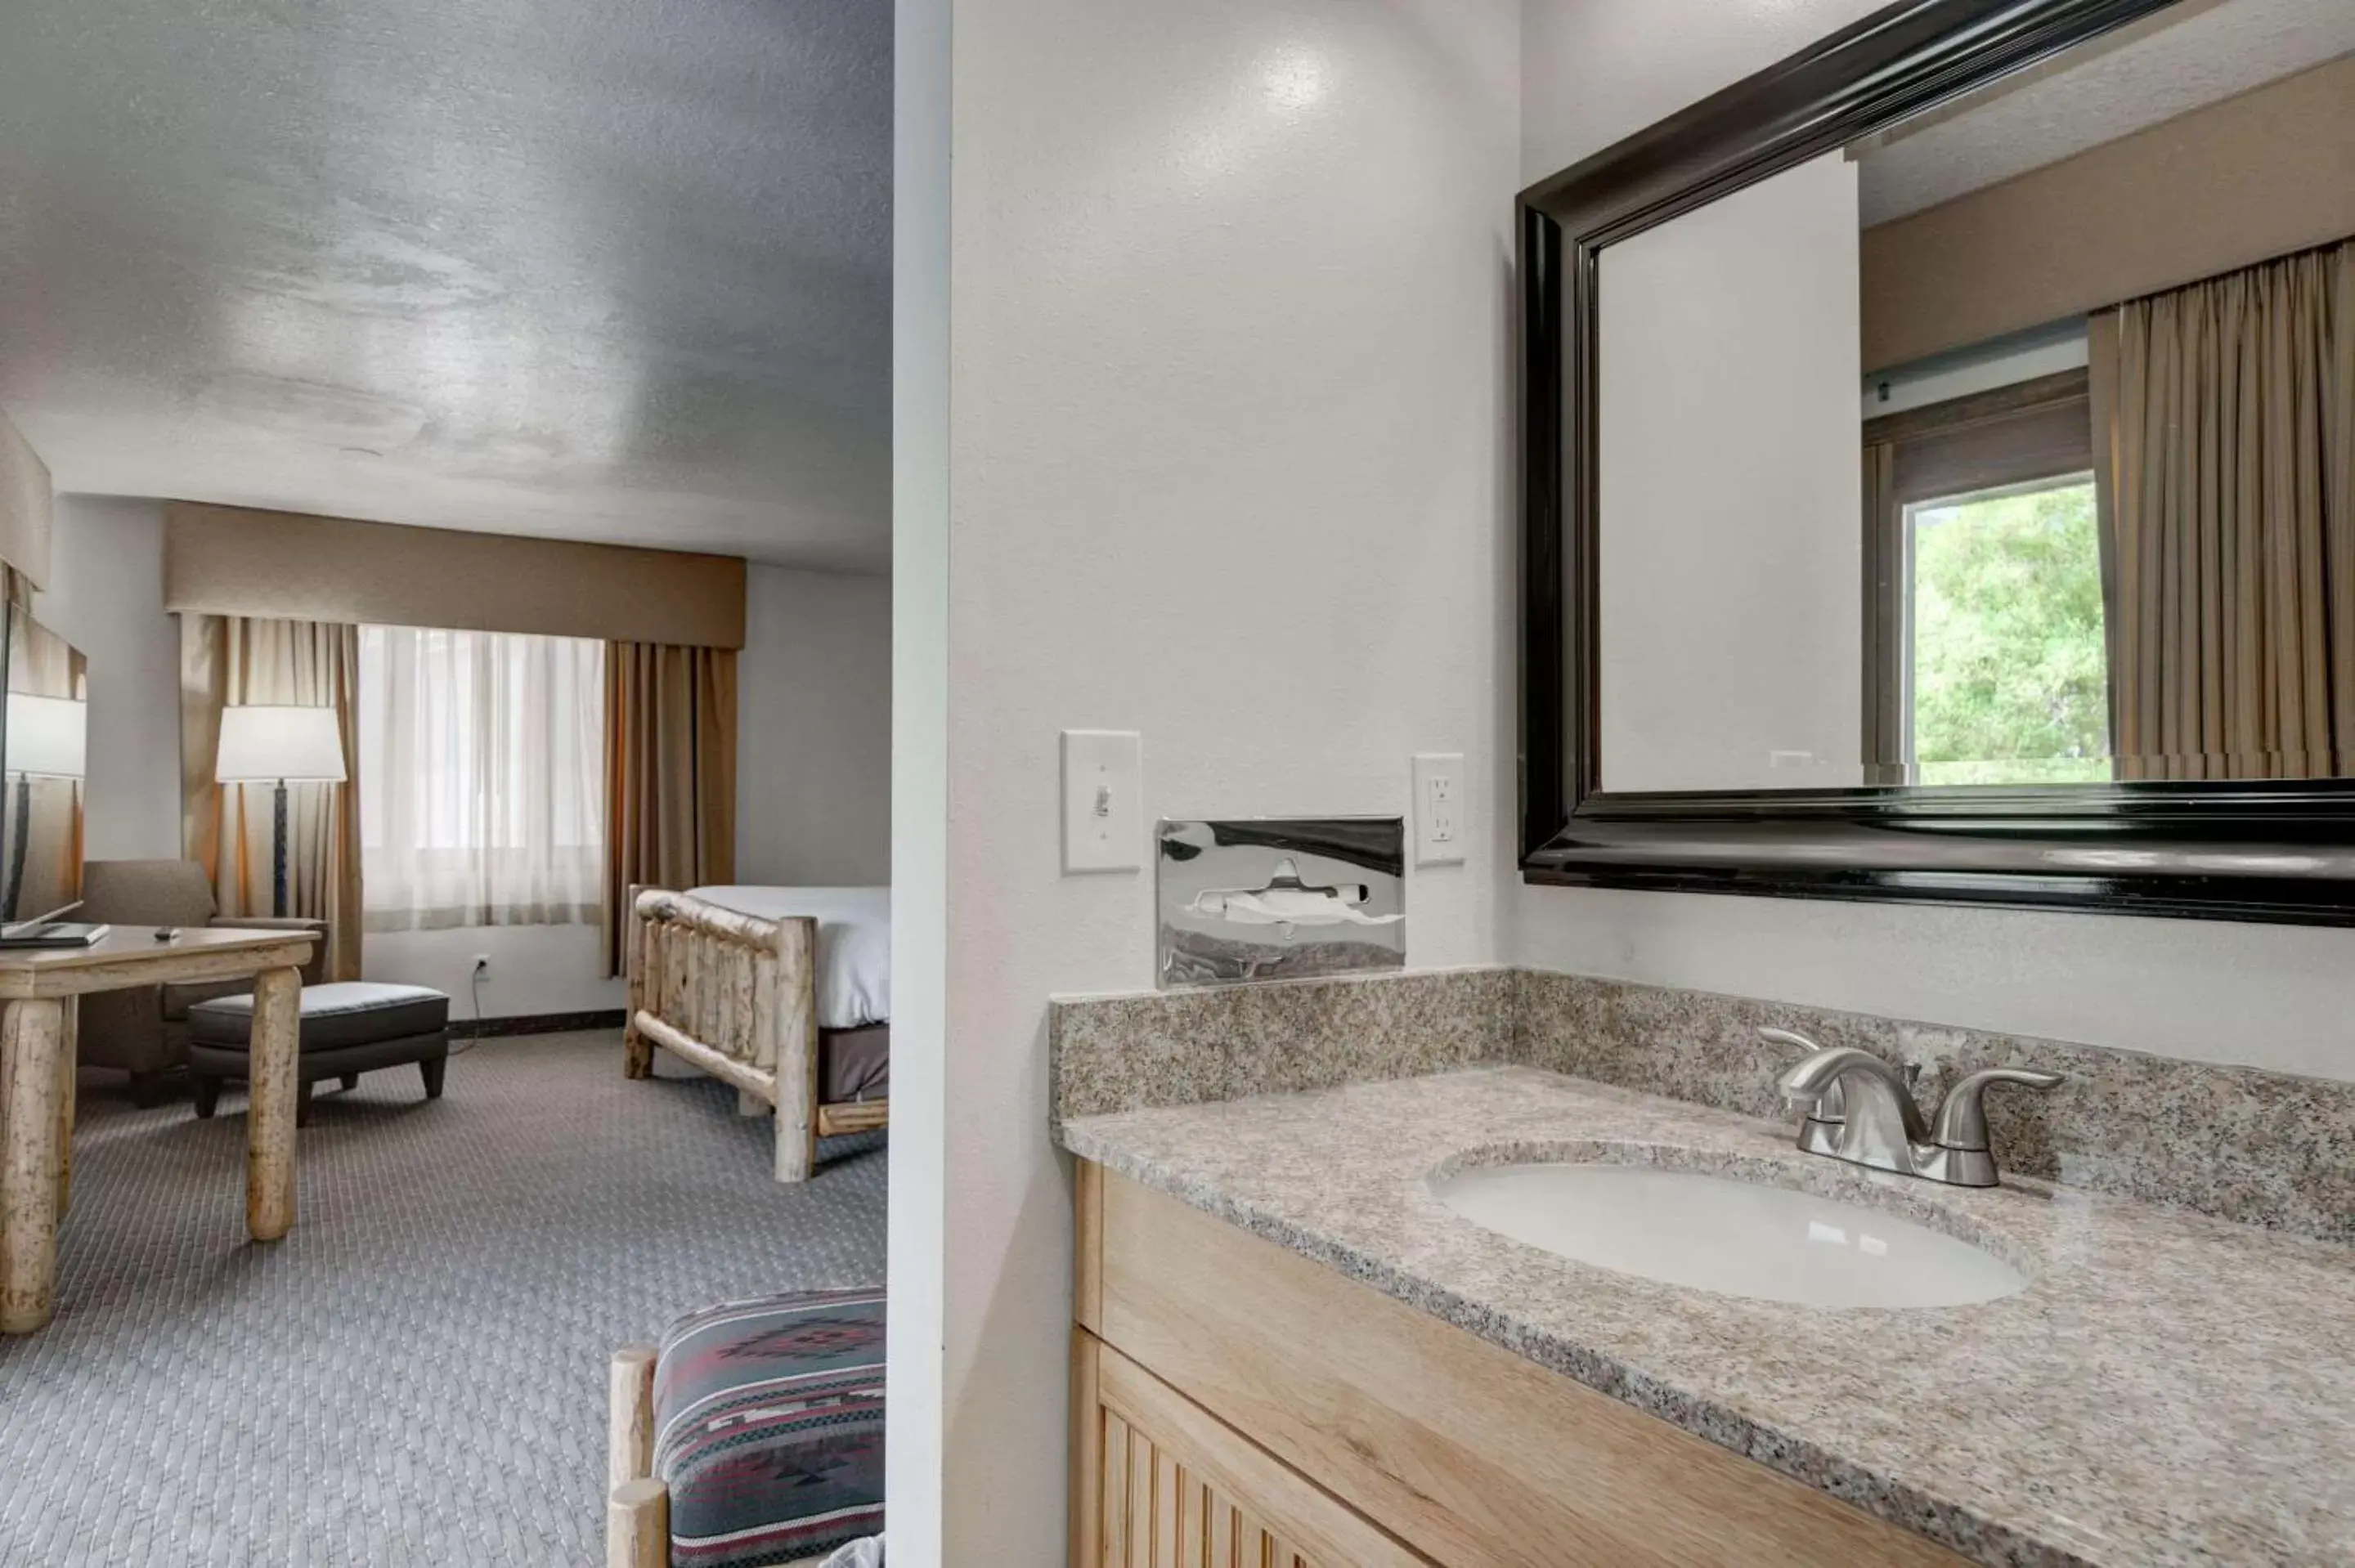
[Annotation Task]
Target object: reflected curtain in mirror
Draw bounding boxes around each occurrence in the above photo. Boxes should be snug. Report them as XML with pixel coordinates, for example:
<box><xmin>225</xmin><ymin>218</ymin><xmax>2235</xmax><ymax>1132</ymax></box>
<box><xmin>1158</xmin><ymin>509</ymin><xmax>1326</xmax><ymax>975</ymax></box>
<box><xmin>2093</xmin><ymin>239</ymin><xmax>2355</xmax><ymax>780</ymax></box>
<box><xmin>600</xmin><ymin>641</ymin><xmax>736</xmax><ymax>975</ymax></box>
<box><xmin>180</xmin><ymin>614</ymin><xmax>363</xmax><ymax>979</ymax></box>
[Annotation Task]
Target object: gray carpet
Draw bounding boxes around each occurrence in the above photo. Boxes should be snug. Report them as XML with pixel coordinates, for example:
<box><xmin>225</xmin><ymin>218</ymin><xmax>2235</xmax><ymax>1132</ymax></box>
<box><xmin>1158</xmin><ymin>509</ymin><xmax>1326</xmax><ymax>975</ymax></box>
<box><xmin>0</xmin><ymin>1030</ymin><xmax>886</xmax><ymax>1566</ymax></box>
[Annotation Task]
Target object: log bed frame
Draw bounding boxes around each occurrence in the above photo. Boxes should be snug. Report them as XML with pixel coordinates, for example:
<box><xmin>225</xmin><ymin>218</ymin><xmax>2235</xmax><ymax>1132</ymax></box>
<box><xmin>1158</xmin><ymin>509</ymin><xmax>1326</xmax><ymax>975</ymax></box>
<box><xmin>621</xmin><ymin>885</ymin><xmax>889</xmax><ymax>1184</ymax></box>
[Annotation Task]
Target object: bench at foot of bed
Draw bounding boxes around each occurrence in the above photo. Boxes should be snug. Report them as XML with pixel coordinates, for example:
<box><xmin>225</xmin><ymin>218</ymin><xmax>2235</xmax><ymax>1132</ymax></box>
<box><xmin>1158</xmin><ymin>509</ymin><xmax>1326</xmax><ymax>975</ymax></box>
<box><xmin>609</xmin><ymin>1288</ymin><xmax>886</xmax><ymax>1567</ymax></box>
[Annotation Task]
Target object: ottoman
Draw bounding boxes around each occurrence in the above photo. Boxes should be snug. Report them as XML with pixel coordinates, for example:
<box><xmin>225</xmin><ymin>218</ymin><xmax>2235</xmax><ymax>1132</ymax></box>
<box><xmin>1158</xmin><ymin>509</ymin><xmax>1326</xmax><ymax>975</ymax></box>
<box><xmin>608</xmin><ymin>1288</ymin><xmax>886</xmax><ymax>1568</ymax></box>
<box><xmin>186</xmin><ymin>981</ymin><xmax>451</xmax><ymax>1127</ymax></box>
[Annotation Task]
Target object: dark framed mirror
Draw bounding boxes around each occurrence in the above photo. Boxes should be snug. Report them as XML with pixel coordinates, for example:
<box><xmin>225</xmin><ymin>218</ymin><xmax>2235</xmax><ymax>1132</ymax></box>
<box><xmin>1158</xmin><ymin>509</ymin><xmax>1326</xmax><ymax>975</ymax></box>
<box><xmin>1519</xmin><ymin>0</ymin><xmax>2355</xmax><ymax>924</ymax></box>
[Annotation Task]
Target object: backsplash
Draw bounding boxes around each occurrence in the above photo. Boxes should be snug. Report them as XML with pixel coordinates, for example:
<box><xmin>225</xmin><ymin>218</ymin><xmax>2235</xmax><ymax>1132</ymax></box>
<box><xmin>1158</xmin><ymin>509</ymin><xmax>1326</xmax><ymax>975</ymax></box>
<box><xmin>1511</xmin><ymin>970</ymin><xmax>2355</xmax><ymax>1244</ymax></box>
<box><xmin>1052</xmin><ymin>965</ymin><xmax>2354</xmax><ymax>1243</ymax></box>
<box><xmin>1051</xmin><ymin>966</ymin><xmax>1511</xmax><ymax>1127</ymax></box>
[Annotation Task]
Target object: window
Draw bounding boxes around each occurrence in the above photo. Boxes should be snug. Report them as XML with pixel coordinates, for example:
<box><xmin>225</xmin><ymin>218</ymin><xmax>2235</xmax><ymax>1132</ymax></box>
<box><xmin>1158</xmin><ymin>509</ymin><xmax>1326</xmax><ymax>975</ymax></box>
<box><xmin>1863</xmin><ymin>370</ymin><xmax>2111</xmax><ymax>786</ymax></box>
<box><xmin>358</xmin><ymin>626</ymin><xmax>604</xmax><ymax>930</ymax></box>
<box><xmin>1904</xmin><ymin>475</ymin><xmax>2107</xmax><ymax>785</ymax></box>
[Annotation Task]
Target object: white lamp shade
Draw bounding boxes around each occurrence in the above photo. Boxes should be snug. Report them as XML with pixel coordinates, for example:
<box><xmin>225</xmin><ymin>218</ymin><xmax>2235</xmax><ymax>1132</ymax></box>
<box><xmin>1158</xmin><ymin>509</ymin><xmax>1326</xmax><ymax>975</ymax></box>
<box><xmin>215</xmin><ymin>705</ymin><xmax>348</xmax><ymax>783</ymax></box>
<box><xmin>6</xmin><ymin>693</ymin><xmax>86</xmax><ymax>780</ymax></box>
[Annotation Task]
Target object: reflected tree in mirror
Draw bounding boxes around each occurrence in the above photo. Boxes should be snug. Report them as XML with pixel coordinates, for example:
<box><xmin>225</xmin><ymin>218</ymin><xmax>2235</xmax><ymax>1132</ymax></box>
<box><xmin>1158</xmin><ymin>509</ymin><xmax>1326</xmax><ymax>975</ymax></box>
<box><xmin>1908</xmin><ymin>477</ymin><xmax>2106</xmax><ymax>786</ymax></box>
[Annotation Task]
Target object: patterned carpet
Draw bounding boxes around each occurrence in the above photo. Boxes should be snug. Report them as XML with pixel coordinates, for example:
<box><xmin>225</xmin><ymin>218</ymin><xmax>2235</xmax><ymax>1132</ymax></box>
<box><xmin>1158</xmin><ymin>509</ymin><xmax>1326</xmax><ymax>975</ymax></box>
<box><xmin>0</xmin><ymin>1030</ymin><xmax>887</xmax><ymax>1567</ymax></box>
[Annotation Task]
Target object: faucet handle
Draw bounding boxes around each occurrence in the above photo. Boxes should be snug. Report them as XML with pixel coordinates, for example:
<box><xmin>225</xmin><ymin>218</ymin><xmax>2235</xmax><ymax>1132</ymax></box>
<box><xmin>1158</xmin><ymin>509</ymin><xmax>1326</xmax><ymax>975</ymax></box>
<box><xmin>1931</xmin><ymin>1066</ymin><xmax>2063</xmax><ymax>1152</ymax></box>
<box><xmin>1760</xmin><ymin>1029</ymin><xmax>1922</xmax><ymax>1119</ymax></box>
<box><xmin>1760</xmin><ymin>1028</ymin><xmax>1845</xmax><ymax>1121</ymax></box>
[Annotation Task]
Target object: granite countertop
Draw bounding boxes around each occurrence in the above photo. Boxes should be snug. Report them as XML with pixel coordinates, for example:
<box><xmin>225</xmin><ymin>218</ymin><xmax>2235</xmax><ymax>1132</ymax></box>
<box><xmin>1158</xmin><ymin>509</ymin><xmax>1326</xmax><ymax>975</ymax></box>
<box><xmin>1056</xmin><ymin>1065</ymin><xmax>2355</xmax><ymax>1568</ymax></box>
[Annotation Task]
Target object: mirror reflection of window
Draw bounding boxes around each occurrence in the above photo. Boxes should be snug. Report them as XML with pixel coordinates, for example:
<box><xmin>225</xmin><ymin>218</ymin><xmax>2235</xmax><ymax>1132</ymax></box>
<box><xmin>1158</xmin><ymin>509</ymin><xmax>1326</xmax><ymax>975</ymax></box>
<box><xmin>1594</xmin><ymin>0</ymin><xmax>2355</xmax><ymax>794</ymax></box>
<box><xmin>1859</xmin><ymin>343</ymin><xmax>2110</xmax><ymax>789</ymax></box>
<box><xmin>1858</xmin><ymin>1</ymin><xmax>2355</xmax><ymax>788</ymax></box>
<box><xmin>1902</xmin><ymin>474</ymin><xmax>2105</xmax><ymax>786</ymax></box>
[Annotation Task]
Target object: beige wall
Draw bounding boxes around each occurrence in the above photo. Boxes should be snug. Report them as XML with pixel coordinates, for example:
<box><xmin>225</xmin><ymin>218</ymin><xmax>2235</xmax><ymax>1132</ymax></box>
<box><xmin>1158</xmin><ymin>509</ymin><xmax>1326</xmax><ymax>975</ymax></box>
<box><xmin>31</xmin><ymin>497</ymin><xmax>179</xmax><ymax>858</ymax></box>
<box><xmin>1863</xmin><ymin>53</ymin><xmax>2355</xmax><ymax>370</ymax></box>
<box><xmin>164</xmin><ymin>502</ymin><xmax>747</xmax><ymax>648</ymax></box>
<box><xmin>0</xmin><ymin>406</ymin><xmax>52</xmax><ymax>588</ymax></box>
<box><xmin>735</xmin><ymin>565</ymin><xmax>891</xmax><ymax>886</ymax></box>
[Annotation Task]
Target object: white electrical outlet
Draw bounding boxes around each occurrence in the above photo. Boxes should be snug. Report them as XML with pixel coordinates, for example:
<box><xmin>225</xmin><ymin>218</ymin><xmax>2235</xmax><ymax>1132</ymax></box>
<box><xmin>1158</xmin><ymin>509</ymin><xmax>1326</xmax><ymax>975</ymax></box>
<box><xmin>473</xmin><ymin>953</ymin><xmax>491</xmax><ymax>975</ymax></box>
<box><xmin>1061</xmin><ymin>730</ymin><xmax>1143</xmax><ymax>873</ymax></box>
<box><xmin>1412</xmin><ymin>753</ymin><xmax>1465</xmax><ymax>866</ymax></box>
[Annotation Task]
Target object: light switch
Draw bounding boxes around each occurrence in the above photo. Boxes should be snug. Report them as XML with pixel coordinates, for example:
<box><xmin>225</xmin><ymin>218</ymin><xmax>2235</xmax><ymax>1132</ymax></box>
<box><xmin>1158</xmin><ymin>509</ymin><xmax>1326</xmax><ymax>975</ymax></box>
<box><xmin>1412</xmin><ymin>753</ymin><xmax>1465</xmax><ymax>866</ymax></box>
<box><xmin>1062</xmin><ymin>730</ymin><xmax>1142</xmax><ymax>873</ymax></box>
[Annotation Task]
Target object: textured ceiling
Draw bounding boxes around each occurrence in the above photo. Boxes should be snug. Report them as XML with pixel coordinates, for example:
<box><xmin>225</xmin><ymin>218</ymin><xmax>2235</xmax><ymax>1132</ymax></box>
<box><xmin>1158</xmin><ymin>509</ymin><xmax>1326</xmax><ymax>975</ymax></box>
<box><xmin>0</xmin><ymin>0</ymin><xmax>890</xmax><ymax>570</ymax></box>
<box><xmin>1859</xmin><ymin>0</ymin><xmax>2355</xmax><ymax>226</ymax></box>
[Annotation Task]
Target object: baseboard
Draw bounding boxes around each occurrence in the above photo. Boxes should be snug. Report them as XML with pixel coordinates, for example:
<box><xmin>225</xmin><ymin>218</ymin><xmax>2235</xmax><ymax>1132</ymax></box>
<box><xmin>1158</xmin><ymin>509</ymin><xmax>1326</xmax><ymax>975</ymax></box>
<box><xmin>466</xmin><ymin>1009</ymin><xmax>627</xmax><ymax>1038</ymax></box>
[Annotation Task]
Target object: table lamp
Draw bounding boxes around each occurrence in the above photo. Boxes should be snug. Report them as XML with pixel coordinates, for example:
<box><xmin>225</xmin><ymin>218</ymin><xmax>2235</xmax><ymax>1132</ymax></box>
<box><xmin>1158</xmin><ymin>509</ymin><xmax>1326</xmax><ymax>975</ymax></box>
<box><xmin>215</xmin><ymin>705</ymin><xmax>346</xmax><ymax>917</ymax></box>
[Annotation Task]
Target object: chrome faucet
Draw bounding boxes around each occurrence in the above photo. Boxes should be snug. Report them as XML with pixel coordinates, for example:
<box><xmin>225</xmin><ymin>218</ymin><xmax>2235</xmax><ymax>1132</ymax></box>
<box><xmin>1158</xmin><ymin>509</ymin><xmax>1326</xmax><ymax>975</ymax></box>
<box><xmin>1765</xmin><ymin>1029</ymin><xmax>2061</xmax><ymax>1188</ymax></box>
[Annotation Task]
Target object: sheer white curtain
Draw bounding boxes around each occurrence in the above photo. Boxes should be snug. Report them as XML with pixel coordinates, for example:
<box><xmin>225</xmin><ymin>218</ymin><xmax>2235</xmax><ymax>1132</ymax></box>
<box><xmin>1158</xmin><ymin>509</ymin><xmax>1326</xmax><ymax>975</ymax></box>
<box><xmin>358</xmin><ymin>625</ymin><xmax>605</xmax><ymax>930</ymax></box>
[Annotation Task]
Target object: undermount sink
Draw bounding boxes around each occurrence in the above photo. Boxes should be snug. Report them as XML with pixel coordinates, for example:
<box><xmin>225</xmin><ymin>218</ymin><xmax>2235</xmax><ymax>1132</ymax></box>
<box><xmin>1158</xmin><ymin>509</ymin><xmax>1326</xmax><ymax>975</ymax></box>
<box><xmin>1428</xmin><ymin>1162</ymin><xmax>2026</xmax><ymax>1309</ymax></box>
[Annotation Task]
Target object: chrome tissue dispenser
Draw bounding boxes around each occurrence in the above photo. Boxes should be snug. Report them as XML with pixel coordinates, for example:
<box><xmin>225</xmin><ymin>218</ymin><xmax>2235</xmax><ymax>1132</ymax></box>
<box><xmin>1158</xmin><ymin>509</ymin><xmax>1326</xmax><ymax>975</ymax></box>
<box><xmin>1155</xmin><ymin>818</ymin><xmax>1405</xmax><ymax>988</ymax></box>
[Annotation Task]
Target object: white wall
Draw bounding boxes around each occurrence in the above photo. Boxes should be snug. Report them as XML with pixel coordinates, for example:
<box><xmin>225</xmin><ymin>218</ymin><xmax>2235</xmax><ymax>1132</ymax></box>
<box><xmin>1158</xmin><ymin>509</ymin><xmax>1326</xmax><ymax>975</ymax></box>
<box><xmin>885</xmin><ymin>0</ymin><xmax>950</xmax><ymax>1553</ymax></box>
<box><xmin>1521</xmin><ymin>0</ymin><xmax>1891</xmax><ymax>184</ymax></box>
<box><xmin>1509</xmin><ymin>888</ymin><xmax>2355</xmax><ymax>1086</ymax></box>
<box><xmin>1598</xmin><ymin>151</ymin><xmax>1862</xmax><ymax>792</ymax></box>
<box><xmin>735</xmin><ymin>563</ymin><xmax>892</xmax><ymax>885</ymax></box>
<box><xmin>1518</xmin><ymin>0</ymin><xmax>2355</xmax><ymax>1086</ymax></box>
<box><xmin>896</xmin><ymin>0</ymin><xmax>1523</xmax><ymax>1555</ymax></box>
<box><xmin>32</xmin><ymin>495</ymin><xmax>181</xmax><ymax>860</ymax></box>
<box><xmin>363</xmin><ymin>925</ymin><xmax>618</xmax><ymax>1019</ymax></box>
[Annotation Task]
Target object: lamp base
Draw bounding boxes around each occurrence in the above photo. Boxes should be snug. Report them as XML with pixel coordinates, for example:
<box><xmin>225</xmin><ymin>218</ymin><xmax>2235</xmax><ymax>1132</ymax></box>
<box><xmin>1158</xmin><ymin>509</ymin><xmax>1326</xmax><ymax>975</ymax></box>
<box><xmin>273</xmin><ymin>779</ymin><xmax>289</xmax><ymax>919</ymax></box>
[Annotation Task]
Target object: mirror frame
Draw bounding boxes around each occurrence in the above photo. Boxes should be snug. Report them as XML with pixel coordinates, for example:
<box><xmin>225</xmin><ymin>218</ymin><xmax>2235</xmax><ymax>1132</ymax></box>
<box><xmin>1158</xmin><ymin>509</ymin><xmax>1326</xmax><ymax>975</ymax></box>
<box><xmin>1519</xmin><ymin>0</ymin><xmax>2355</xmax><ymax>926</ymax></box>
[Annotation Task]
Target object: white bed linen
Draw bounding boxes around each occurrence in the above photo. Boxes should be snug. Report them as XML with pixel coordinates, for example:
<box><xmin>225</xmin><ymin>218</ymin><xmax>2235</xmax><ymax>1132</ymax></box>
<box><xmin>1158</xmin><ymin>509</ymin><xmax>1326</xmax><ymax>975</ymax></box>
<box><xmin>687</xmin><ymin>885</ymin><xmax>890</xmax><ymax>1030</ymax></box>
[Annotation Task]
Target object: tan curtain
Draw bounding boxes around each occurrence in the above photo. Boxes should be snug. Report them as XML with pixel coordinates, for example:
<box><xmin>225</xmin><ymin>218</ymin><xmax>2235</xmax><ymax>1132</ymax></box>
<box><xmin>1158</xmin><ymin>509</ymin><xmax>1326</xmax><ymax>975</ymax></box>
<box><xmin>2093</xmin><ymin>239</ymin><xmax>2355</xmax><ymax>780</ymax></box>
<box><xmin>180</xmin><ymin>614</ymin><xmax>363</xmax><ymax>979</ymax></box>
<box><xmin>602</xmin><ymin>642</ymin><xmax>737</xmax><ymax>975</ymax></box>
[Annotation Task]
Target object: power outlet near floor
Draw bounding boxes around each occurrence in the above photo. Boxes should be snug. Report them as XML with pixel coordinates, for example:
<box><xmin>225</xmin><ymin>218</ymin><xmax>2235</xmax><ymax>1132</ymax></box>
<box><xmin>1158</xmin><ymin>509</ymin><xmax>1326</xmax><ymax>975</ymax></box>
<box><xmin>1412</xmin><ymin>753</ymin><xmax>1465</xmax><ymax>866</ymax></box>
<box><xmin>473</xmin><ymin>954</ymin><xmax>491</xmax><ymax>979</ymax></box>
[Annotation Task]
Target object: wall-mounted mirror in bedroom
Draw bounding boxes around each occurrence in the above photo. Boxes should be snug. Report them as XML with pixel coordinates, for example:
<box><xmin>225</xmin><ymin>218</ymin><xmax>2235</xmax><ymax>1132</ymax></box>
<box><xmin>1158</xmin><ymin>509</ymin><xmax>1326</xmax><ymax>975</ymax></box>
<box><xmin>1519</xmin><ymin>0</ymin><xmax>2355</xmax><ymax>921</ymax></box>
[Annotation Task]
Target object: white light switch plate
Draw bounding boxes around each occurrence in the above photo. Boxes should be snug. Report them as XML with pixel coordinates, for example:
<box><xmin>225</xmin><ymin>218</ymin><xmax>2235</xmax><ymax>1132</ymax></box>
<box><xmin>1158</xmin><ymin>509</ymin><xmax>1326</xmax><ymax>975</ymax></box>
<box><xmin>1062</xmin><ymin>730</ymin><xmax>1142</xmax><ymax>873</ymax></box>
<box><xmin>1412</xmin><ymin>753</ymin><xmax>1465</xmax><ymax>866</ymax></box>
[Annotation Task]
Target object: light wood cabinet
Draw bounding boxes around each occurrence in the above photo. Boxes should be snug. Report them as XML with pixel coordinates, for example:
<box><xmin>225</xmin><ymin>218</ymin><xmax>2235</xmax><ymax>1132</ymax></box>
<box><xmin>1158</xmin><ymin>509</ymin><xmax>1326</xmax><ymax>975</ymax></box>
<box><xmin>1074</xmin><ymin>1332</ymin><xmax>1432</xmax><ymax>1566</ymax></box>
<box><xmin>1071</xmin><ymin>1160</ymin><xmax>1967</xmax><ymax>1568</ymax></box>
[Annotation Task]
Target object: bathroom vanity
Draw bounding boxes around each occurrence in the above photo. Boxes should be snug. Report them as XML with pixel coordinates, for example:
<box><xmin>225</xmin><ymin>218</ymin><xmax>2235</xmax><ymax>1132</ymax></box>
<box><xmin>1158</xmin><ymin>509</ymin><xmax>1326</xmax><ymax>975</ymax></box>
<box><xmin>1070</xmin><ymin>1154</ymin><xmax>1964</xmax><ymax>1566</ymax></box>
<box><xmin>1058</xmin><ymin>1060</ymin><xmax>2355</xmax><ymax>1567</ymax></box>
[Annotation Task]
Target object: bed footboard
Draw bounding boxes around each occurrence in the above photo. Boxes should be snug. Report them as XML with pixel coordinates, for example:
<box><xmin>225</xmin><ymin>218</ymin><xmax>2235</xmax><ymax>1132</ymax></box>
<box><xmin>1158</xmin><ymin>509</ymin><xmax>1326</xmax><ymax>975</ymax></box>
<box><xmin>626</xmin><ymin>887</ymin><xmax>823</xmax><ymax>1182</ymax></box>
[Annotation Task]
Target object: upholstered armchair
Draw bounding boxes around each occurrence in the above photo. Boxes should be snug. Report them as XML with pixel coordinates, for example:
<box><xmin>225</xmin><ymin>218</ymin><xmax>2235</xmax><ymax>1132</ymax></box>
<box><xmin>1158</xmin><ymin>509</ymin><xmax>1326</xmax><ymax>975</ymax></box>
<box><xmin>74</xmin><ymin>859</ymin><xmax>329</xmax><ymax>1104</ymax></box>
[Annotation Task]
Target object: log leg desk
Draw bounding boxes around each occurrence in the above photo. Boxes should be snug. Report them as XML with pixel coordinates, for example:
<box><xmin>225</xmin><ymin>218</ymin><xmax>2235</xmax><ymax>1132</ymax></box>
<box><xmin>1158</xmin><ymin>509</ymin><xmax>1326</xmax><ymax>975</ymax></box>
<box><xmin>0</xmin><ymin>926</ymin><xmax>318</xmax><ymax>1334</ymax></box>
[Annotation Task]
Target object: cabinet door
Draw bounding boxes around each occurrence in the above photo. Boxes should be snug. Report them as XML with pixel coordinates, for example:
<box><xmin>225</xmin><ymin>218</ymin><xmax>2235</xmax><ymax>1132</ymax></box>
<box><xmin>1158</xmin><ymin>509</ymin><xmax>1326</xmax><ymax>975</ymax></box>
<box><xmin>1073</xmin><ymin>1331</ymin><xmax>1431</xmax><ymax>1568</ymax></box>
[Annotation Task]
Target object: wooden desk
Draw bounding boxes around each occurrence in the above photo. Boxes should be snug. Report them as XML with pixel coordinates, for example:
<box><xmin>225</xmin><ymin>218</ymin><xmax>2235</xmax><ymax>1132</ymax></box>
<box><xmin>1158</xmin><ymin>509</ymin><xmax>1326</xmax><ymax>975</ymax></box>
<box><xmin>0</xmin><ymin>926</ymin><xmax>317</xmax><ymax>1333</ymax></box>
